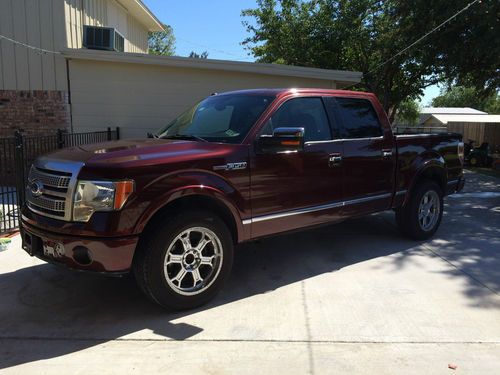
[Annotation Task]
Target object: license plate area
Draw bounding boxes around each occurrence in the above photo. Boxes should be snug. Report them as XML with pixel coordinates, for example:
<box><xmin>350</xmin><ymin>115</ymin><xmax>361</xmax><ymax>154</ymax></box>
<box><xmin>43</xmin><ymin>240</ymin><xmax>65</xmax><ymax>258</ymax></box>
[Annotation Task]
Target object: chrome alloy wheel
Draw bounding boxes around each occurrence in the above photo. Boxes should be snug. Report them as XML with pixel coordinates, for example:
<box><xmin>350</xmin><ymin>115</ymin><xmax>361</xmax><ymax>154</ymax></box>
<box><xmin>163</xmin><ymin>227</ymin><xmax>223</xmax><ymax>296</ymax></box>
<box><xmin>418</xmin><ymin>191</ymin><xmax>440</xmax><ymax>231</ymax></box>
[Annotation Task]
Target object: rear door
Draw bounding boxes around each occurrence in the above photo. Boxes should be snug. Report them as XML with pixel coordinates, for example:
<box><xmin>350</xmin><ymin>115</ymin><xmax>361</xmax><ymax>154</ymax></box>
<box><xmin>326</xmin><ymin>96</ymin><xmax>396</xmax><ymax>217</ymax></box>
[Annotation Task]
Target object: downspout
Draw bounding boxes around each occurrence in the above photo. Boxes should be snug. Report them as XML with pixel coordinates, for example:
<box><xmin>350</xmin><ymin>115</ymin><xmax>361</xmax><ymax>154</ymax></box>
<box><xmin>65</xmin><ymin>59</ymin><xmax>74</xmax><ymax>133</ymax></box>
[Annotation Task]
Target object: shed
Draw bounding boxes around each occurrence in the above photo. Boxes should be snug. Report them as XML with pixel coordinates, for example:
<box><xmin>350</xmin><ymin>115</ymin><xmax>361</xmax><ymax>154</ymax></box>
<box><xmin>446</xmin><ymin>115</ymin><xmax>500</xmax><ymax>151</ymax></box>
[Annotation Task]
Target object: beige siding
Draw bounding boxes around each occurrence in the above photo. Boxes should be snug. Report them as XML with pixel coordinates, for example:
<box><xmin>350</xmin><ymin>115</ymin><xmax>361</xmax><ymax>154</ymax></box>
<box><xmin>82</xmin><ymin>0</ymin><xmax>107</xmax><ymax>26</ymax></box>
<box><xmin>106</xmin><ymin>0</ymin><xmax>127</xmax><ymax>40</ymax></box>
<box><xmin>69</xmin><ymin>59</ymin><xmax>337</xmax><ymax>138</ymax></box>
<box><xmin>423</xmin><ymin>117</ymin><xmax>444</xmax><ymax>127</ymax></box>
<box><xmin>65</xmin><ymin>0</ymin><xmax>83</xmax><ymax>48</ymax></box>
<box><xmin>0</xmin><ymin>0</ymin><xmax>67</xmax><ymax>90</ymax></box>
<box><xmin>127</xmin><ymin>14</ymin><xmax>148</xmax><ymax>53</ymax></box>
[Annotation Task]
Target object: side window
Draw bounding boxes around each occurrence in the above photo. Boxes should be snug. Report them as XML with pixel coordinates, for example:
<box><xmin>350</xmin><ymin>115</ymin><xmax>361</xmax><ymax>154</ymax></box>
<box><xmin>261</xmin><ymin>97</ymin><xmax>332</xmax><ymax>142</ymax></box>
<box><xmin>335</xmin><ymin>98</ymin><xmax>383</xmax><ymax>139</ymax></box>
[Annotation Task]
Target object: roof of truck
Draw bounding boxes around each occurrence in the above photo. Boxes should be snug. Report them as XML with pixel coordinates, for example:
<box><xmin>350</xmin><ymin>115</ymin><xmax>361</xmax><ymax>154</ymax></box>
<box><xmin>217</xmin><ymin>88</ymin><xmax>374</xmax><ymax>98</ymax></box>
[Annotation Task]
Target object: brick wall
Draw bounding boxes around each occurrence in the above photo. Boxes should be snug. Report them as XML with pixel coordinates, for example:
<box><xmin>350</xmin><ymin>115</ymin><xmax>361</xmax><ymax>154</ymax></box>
<box><xmin>0</xmin><ymin>90</ymin><xmax>70</xmax><ymax>138</ymax></box>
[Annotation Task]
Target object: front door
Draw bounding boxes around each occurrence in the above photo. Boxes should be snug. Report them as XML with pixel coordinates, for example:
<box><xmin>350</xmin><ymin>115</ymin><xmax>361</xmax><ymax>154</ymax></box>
<box><xmin>248</xmin><ymin>96</ymin><xmax>344</xmax><ymax>238</ymax></box>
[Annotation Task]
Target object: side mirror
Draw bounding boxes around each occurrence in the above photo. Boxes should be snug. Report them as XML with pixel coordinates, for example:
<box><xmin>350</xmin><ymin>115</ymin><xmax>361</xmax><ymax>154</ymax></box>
<box><xmin>257</xmin><ymin>127</ymin><xmax>305</xmax><ymax>154</ymax></box>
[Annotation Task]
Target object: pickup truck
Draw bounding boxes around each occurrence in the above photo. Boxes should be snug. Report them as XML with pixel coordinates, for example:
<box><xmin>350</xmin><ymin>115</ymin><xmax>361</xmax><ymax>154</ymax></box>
<box><xmin>21</xmin><ymin>88</ymin><xmax>465</xmax><ymax>310</ymax></box>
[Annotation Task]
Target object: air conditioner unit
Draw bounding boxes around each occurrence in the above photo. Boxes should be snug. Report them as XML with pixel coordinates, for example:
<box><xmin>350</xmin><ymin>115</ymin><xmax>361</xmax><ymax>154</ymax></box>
<box><xmin>83</xmin><ymin>25</ymin><xmax>125</xmax><ymax>52</ymax></box>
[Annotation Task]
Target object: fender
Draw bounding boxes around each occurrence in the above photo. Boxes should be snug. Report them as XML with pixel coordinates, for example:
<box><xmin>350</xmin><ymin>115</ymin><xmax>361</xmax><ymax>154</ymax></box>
<box><xmin>402</xmin><ymin>152</ymin><xmax>446</xmax><ymax>206</ymax></box>
<box><xmin>132</xmin><ymin>169</ymin><xmax>248</xmax><ymax>242</ymax></box>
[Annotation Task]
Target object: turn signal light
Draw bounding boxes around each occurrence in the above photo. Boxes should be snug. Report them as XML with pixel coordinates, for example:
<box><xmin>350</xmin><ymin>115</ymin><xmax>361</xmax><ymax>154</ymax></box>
<box><xmin>281</xmin><ymin>140</ymin><xmax>301</xmax><ymax>146</ymax></box>
<box><xmin>114</xmin><ymin>180</ymin><xmax>134</xmax><ymax>210</ymax></box>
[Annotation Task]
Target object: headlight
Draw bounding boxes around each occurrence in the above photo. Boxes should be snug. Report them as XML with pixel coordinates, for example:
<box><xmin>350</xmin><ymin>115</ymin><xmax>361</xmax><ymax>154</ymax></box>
<box><xmin>73</xmin><ymin>180</ymin><xmax>134</xmax><ymax>222</ymax></box>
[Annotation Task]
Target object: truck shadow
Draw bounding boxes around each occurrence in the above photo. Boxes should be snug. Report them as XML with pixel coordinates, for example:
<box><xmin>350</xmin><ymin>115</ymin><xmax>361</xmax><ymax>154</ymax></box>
<box><xmin>1</xmin><ymin>203</ymin><xmax>498</xmax><ymax>368</ymax></box>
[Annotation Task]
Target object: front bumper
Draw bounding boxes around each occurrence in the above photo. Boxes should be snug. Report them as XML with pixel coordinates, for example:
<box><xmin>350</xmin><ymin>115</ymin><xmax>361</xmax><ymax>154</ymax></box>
<box><xmin>21</xmin><ymin>220</ymin><xmax>138</xmax><ymax>274</ymax></box>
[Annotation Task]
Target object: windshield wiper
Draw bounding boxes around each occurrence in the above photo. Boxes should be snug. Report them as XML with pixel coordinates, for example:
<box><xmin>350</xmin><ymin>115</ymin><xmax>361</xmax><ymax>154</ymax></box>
<box><xmin>162</xmin><ymin>134</ymin><xmax>208</xmax><ymax>142</ymax></box>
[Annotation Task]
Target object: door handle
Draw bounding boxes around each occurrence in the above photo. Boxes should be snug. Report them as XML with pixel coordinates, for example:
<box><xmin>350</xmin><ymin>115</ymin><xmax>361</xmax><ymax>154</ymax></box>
<box><xmin>329</xmin><ymin>153</ymin><xmax>342</xmax><ymax>167</ymax></box>
<box><xmin>382</xmin><ymin>149</ymin><xmax>393</xmax><ymax>158</ymax></box>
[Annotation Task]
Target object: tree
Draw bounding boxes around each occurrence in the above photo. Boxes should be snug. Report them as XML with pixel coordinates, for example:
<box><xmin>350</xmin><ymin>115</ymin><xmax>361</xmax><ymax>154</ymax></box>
<box><xmin>242</xmin><ymin>0</ymin><xmax>499</xmax><ymax>122</ymax></box>
<box><xmin>432</xmin><ymin>86</ymin><xmax>500</xmax><ymax>114</ymax></box>
<box><xmin>189</xmin><ymin>51</ymin><xmax>209</xmax><ymax>59</ymax></box>
<box><xmin>397</xmin><ymin>1</ymin><xmax>500</xmax><ymax>97</ymax></box>
<box><xmin>395</xmin><ymin>99</ymin><xmax>421</xmax><ymax>125</ymax></box>
<box><xmin>148</xmin><ymin>24</ymin><xmax>175</xmax><ymax>56</ymax></box>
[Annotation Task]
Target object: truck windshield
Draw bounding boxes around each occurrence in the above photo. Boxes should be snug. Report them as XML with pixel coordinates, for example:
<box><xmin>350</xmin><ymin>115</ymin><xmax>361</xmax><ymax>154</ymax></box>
<box><xmin>157</xmin><ymin>94</ymin><xmax>275</xmax><ymax>143</ymax></box>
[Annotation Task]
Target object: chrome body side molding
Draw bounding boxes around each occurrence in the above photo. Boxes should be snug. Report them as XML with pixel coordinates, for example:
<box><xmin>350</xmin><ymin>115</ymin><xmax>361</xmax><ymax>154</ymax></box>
<box><xmin>242</xmin><ymin>193</ymin><xmax>392</xmax><ymax>225</ymax></box>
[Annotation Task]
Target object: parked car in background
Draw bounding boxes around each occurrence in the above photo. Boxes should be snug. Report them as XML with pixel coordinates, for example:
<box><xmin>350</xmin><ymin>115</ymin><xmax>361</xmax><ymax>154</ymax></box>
<box><xmin>21</xmin><ymin>89</ymin><xmax>464</xmax><ymax>310</ymax></box>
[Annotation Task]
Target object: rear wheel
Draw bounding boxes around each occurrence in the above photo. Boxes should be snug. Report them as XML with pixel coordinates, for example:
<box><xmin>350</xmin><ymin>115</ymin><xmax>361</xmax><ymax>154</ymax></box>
<box><xmin>395</xmin><ymin>180</ymin><xmax>443</xmax><ymax>240</ymax></box>
<box><xmin>133</xmin><ymin>211</ymin><xmax>234</xmax><ymax>310</ymax></box>
<box><xmin>469</xmin><ymin>156</ymin><xmax>480</xmax><ymax>167</ymax></box>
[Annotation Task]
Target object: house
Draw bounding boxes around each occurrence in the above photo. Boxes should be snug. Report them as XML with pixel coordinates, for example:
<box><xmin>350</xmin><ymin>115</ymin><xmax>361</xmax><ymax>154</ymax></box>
<box><xmin>0</xmin><ymin>0</ymin><xmax>362</xmax><ymax>139</ymax></box>
<box><xmin>419</xmin><ymin>107</ymin><xmax>488</xmax><ymax>127</ymax></box>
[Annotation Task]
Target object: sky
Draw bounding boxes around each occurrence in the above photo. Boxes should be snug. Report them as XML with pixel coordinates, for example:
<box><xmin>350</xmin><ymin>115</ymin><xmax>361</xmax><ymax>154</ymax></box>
<box><xmin>143</xmin><ymin>0</ymin><xmax>439</xmax><ymax>105</ymax></box>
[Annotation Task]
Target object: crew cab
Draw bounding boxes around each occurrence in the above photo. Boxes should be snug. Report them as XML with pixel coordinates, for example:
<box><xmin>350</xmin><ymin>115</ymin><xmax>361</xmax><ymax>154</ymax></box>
<box><xmin>21</xmin><ymin>89</ymin><xmax>465</xmax><ymax>310</ymax></box>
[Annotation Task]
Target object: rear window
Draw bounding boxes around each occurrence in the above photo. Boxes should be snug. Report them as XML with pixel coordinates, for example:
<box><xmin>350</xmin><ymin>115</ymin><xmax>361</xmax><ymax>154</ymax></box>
<box><xmin>335</xmin><ymin>98</ymin><xmax>383</xmax><ymax>139</ymax></box>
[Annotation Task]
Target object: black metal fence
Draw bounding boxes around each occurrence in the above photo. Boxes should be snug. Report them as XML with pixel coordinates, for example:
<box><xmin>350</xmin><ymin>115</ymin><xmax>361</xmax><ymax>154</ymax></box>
<box><xmin>0</xmin><ymin>127</ymin><xmax>120</xmax><ymax>234</ymax></box>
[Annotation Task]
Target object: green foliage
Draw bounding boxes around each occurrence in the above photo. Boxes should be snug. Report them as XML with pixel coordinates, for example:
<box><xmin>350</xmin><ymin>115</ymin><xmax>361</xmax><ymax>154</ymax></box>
<box><xmin>242</xmin><ymin>0</ymin><xmax>499</xmax><ymax>122</ymax></box>
<box><xmin>189</xmin><ymin>51</ymin><xmax>209</xmax><ymax>59</ymax></box>
<box><xmin>432</xmin><ymin>86</ymin><xmax>500</xmax><ymax>114</ymax></box>
<box><xmin>395</xmin><ymin>99</ymin><xmax>421</xmax><ymax>125</ymax></box>
<box><xmin>148</xmin><ymin>24</ymin><xmax>175</xmax><ymax>56</ymax></box>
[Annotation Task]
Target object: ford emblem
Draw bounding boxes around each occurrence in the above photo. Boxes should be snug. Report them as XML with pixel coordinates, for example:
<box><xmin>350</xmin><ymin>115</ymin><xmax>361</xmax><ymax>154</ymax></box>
<box><xmin>30</xmin><ymin>180</ymin><xmax>44</xmax><ymax>197</ymax></box>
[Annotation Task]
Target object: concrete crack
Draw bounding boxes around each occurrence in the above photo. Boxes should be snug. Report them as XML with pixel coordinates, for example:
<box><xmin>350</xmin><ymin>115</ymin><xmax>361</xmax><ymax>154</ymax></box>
<box><xmin>301</xmin><ymin>280</ymin><xmax>315</xmax><ymax>375</ymax></box>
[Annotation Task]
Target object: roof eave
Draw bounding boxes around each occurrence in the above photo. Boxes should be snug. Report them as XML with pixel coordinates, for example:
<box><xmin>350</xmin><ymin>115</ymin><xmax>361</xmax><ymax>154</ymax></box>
<box><xmin>62</xmin><ymin>49</ymin><xmax>362</xmax><ymax>84</ymax></box>
<box><xmin>120</xmin><ymin>0</ymin><xmax>164</xmax><ymax>32</ymax></box>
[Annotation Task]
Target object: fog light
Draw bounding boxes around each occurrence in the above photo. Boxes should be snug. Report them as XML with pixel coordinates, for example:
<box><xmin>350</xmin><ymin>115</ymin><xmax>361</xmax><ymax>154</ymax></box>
<box><xmin>73</xmin><ymin>246</ymin><xmax>93</xmax><ymax>266</ymax></box>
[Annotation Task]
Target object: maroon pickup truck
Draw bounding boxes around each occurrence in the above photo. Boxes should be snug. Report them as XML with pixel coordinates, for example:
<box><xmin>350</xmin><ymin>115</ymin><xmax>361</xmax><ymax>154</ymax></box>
<box><xmin>21</xmin><ymin>89</ymin><xmax>464</xmax><ymax>310</ymax></box>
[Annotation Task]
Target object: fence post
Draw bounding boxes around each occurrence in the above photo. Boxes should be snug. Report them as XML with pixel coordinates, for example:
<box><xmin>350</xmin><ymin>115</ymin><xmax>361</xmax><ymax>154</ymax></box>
<box><xmin>57</xmin><ymin>129</ymin><xmax>64</xmax><ymax>149</ymax></box>
<box><xmin>107</xmin><ymin>127</ymin><xmax>112</xmax><ymax>141</ymax></box>
<box><xmin>116</xmin><ymin>127</ymin><xmax>120</xmax><ymax>140</ymax></box>
<box><xmin>13</xmin><ymin>130</ymin><xmax>26</xmax><ymax>207</ymax></box>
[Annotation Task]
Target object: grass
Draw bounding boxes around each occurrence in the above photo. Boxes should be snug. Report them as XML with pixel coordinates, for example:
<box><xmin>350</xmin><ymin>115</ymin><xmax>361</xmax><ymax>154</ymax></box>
<box><xmin>466</xmin><ymin>167</ymin><xmax>500</xmax><ymax>179</ymax></box>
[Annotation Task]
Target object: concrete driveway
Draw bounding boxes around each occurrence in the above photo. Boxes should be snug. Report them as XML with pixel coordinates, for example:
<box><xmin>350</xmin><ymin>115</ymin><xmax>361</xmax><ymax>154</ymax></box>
<box><xmin>1</xmin><ymin>170</ymin><xmax>499</xmax><ymax>374</ymax></box>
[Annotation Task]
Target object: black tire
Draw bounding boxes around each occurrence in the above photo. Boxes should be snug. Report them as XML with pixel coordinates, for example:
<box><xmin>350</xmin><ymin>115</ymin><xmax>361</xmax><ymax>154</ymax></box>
<box><xmin>133</xmin><ymin>211</ymin><xmax>234</xmax><ymax>310</ymax></box>
<box><xmin>469</xmin><ymin>156</ymin><xmax>479</xmax><ymax>167</ymax></box>
<box><xmin>395</xmin><ymin>180</ymin><xmax>443</xmax><ymax>240</ymax></box>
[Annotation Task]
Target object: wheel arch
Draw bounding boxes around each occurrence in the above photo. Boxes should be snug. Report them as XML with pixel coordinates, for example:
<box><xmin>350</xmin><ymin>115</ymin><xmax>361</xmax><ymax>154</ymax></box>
<box><xmin>135</xmin><ymin>190</ymin><xmax>244</xmax><ymax>245</ymax></box>
<box><xmin>403</xmin><ymin>158</ymin><xmax>447</xmax><ymax>206</ymax></box>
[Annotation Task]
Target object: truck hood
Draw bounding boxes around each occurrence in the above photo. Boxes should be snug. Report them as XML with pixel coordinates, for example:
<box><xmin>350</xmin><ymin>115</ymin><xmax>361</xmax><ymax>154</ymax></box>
<box><xmin>43</xmin><ymin>139</ymin><xmax>232</xmax><ymax>168</ymax></box>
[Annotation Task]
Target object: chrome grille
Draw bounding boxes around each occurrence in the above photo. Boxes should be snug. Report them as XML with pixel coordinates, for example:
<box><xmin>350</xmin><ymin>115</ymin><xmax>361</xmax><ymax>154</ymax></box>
<box><xmin>28</xmin><ymin>195</ymin><xmax>66</xmax><ymax>213</ymax></box>
<box><xmin>30</xmin><ymin>168</ymin><xmax>70</xmax><ymax>189</ymax></box>
<box><xmin>26</xmin><ymin>160</ymin><xmax>83</xmax><ymax>221</ymax></box>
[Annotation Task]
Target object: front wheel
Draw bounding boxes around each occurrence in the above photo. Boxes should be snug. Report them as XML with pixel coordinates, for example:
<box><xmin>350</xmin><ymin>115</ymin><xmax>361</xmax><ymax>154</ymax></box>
<box><xmin>395</xmin><ymin>180</ymin><xmax>443</xmax><ymax>240</ymax></box>
<box><xmin>133</xmin><ymin>211</ymin><xmax>234</xmax><ymax>310</ymax></box>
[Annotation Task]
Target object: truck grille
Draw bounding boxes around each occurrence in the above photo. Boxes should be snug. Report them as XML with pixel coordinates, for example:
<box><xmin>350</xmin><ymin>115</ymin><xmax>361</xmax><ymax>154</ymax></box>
<box><xmin>30</xmin><ymin>168</ymin><xmax>71</xmax><ymax>189</ymax></box>
<box><xmin>26</xmin><ymin>162</ymin><xmax>82</xmax><ymax>221</ymax></box>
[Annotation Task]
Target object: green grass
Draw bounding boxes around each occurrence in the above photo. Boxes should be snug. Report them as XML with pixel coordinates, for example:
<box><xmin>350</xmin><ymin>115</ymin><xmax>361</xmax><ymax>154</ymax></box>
<box><xmin>466</xmin><ymin>167</ymin><xmax>500</xmax><ymax>179</ymax></box>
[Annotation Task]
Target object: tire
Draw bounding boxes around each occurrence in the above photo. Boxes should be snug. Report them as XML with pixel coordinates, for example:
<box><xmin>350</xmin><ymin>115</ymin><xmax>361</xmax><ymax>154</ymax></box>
<box><xmin>133</xmin><ymin>211</ymin><xmax>234</xmax><ymax>310</ymax></box>
<box><xmin>469</xmin><ymin>156</ymin><xmax>479</xmax><ymax>167</ymax></box>
<box><xmin>395</xmin><ymin>180</ymin><xmax>443</xmax><ymax>240</ymax></box>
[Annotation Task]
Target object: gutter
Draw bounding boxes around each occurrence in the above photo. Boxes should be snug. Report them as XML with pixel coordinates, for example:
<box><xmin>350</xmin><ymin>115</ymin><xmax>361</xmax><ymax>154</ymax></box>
<box><xmin>61</xmin><ymin>48</ymin><xmax>362</xmax><ymax>84</ymax></box>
